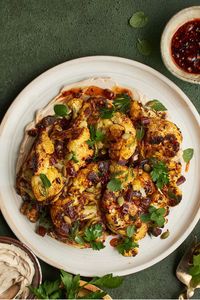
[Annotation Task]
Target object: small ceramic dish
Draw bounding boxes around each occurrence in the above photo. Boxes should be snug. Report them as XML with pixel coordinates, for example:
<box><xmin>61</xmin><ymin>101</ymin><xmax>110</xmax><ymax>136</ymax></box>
<box><xmin>0</xmin><ymin>236</ymin><xmax>42</xmax><ymax>299</ymax></box>
<box><xmin>161</xmin><ymin>6</ymin><xmax>200</xmax><ymax>84</ymax></box>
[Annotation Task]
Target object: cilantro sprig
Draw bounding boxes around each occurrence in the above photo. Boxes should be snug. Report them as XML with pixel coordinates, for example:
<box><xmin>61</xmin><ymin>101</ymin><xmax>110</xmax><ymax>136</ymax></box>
<box><xmin>30</xmin><ymin>270</ymin><xmax>124</xmax><ymax>299</ymax></box>
<box><xmin>150</xmin><ymin>158</ymin><xmax>169</xmax><ymax>189</ymax></box>
<box><xmin>140</xmin><ymin>206</ymin><xmax>166</xmax><ymax>228</ymax></box>
<box><xmin>116</xmin><ymin>225</ymin><xmax>138</xmax><ymax>255</ymax></box>
<box><xmin>99</xmin><ymin>93</ymin><xmax>131</xmax><ymax>119</ymax></box>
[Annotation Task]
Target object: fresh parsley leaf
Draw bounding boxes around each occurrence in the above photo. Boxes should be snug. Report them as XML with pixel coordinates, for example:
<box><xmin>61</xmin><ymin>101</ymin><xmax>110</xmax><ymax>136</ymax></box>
<box><xmin>60</xmin><ymin>270</ymin><xmax>81</xmax><ymax>299</ymax></box>
<box><xmin>141</xmin><ymin>206</ymin><xmax>166</xmax><ymax>228</ymax></box>
<box><xmin>126</xmin><ymin>225</ymin><xmax>136</xmax><ymax>238</ymax></box>
<box><xmin>84</xmin><ymin>224</ymin><xmax>103</xmax><ymax>242</ymax></box>
<box><xmin>40</xmin><ymin>173</ymin><xmax>51</xmax><ymax>188</ymax></box>
<box><xmin>136</xmin><ymin>125</ymin><xmax>145</xmax><ymax>141</ymax></box>
<box><xmin>146</xmin><ymin>100</ymin><xmax>167</xmax><ymax>111</ymax></box>
<box><xmin>95</xmin><ymin>130</ymin><xmax>105</xmax><ymax>142</ymax></box>
<box><xmin>113</xmin><ymin>94</ymin><xmax>131</xmax><ymax>113</ymax></box>
<box><xmin>90</xmin><ymin>274</ymin><xmax>124</xmax><ymax>288</ymax></box>
<box><xmin>116</xmin><ymin>237</ymin><xmax>138</xmax><ymax>255</ymax></box>
<box><xmin>150</xmin><ymin>158</ymin><xmax>169</xmax><ymax>189</ymax></box>
<box><xmin>99</xmin><ymin>107</ymin><xmax>115</xmax><ymax>119</ymax></box>
<box><xmin>29</xmin><ymin>279</ymin><xmax>61</xmax><ymax>299</ymax></box>
<box><xmin>137</xmin><ymin>39</ymin><xmax>152</xmax><ymax>56</ymax></box>
<box><xmin>90</xmin><ymin>241</ymin><xmax>105</xmax><ymax>250</ymax></box>
<box><xmin>129</xmin><ymin>11</ymin><xmax>148</xmax><ymax>28</ymax></box>
<box><xmin>183</xmin><ymin>148</ymin><xmax>194</xmax><ymax>163</ymax></box>
<box><xmin>54</xmin><ymin>104</ymin><xmax>69</xmax><ymax>116</ymax></box>
<box><xmin>79</xmin><ymin>291</ymin><xmax>107</xmax><ymax>299</ymax></box>
<box><xmin>107</xmin><ymin>178</ymin><xmax>122</xmax><ymax>192</ymax></box>
<box><xmin>193</xmin><ymin>254</ymin><xmax>200</xmax><ymax>266</ymax></box>
<box><xmin>70</xmin><ymin>221</ymin><xmax>80</xmax><ymax>238</ymax></box>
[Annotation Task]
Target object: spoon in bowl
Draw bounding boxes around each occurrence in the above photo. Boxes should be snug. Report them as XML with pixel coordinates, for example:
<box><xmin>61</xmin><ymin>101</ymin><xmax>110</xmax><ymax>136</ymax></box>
<box><xmin>0</xmin><ymin>284</ymin><xmax>20</xmax><ymax>299</ymax></box>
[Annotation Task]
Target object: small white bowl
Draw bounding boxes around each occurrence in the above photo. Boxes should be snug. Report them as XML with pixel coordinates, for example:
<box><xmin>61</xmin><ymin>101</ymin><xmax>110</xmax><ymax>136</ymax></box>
<box><xmin>161</xmin><ymin>6</ymin><xmax>200</xmax><ymax>84</ymax></box>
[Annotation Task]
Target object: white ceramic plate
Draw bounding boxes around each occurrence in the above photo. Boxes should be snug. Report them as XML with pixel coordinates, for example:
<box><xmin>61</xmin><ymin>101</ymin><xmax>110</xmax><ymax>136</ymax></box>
<box><xmin>0</xmin><ymin>56</ymin><xmax>200</xmax><ymax>277</ymax></box>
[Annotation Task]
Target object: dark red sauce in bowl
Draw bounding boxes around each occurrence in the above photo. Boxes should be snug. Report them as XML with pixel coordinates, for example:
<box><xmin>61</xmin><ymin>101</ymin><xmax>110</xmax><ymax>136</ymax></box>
<box><xmin>171</xmin><ymin>19</ymin><xmax>200</xmax><ymax>74</ymax></box>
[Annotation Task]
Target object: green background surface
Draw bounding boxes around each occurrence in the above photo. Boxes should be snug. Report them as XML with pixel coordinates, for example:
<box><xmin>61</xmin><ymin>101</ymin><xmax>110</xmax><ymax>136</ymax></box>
<box><xmin>0</xmin><ymin>0</ymin><xmax>200</xmax><ymax>298</ymax></box>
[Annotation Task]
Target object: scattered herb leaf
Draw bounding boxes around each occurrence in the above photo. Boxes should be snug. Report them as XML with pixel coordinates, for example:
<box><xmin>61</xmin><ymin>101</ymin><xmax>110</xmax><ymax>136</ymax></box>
<box><xmin>113</xmin><ymin>94</ymin><xmax>131</xmax><ymax>113</ymax></box>
<box><xmin>107</xmin><ymin>178</ymin><xmax>122</xmax><ymax>192</ymax></box>
<box><xmin>54</xmin><ymin>104</ymin><xmax>69</xmax><ymax>117</ymax></box>
<box><xmin>83</xmin><ymin>224</ymin><xmax>105</xmax><ymax>251</ymax></box>
<box><xmin>189</xmin><ymin>253</ymin><xmax>200</xmax><ymax>287</ymax></box>
<box><xmin>116</xmin><ymin>237</ymin><xmax>138</xmax><ymax>255</ymax></box>
<box><xmin>146</xmin><ymin>100</ymin><xmax>167</xmax><ymax>111</ymax></box>
<box><xmin>137</xmin><ymin>39</ymin><xmax>152</xmax><ymax>56</ymax></box>
<box><xmin>129</xmin><ymin>11</ymin><xmax>148</xmax><ymax>28</ymax></box>
<box><xmin>99</xmin><ymin>107</ymin><xmax>115</xmax><ymax>119</ymax></box>
<box><xmin>87</xmin><ymin>126</ymin><xmax>105</xmax><ymax>148</ymax></box>
<box><xmin>136</xmin><ymin>125</ymin><xmax>145</xmax><ymax>141</ymax></box>
<box><xmin>150</xmin><ymin>158</ymin><xmax>169</xmax><ymax>189</ymax></box>
<box><xmin>90</xmin><ymin>273</ymin><xmax>124</xmax><ymax>288</ymax></box>
<box><xmin>141</xmin><ymin>206</ymin><xmax>166</xmax><ymax>227</ymax></box>
<box><xmin>126</xmin><ymin>225</ymin><xmax>136</xmax><ymax>238</ymax></box>
<box><xmin>39</xmin><ymin>173</ymin><xmax>51</xmax><ymax>188</ymax></box>
<box><xmin>183</xmin><ymin>148</ymin><xmax>194</xmax><ymax>163</ymax></box>
<box><xmin>71</xmin><ymin>151</ymin><xmax>79</xmax><ymax>163</ymax></box>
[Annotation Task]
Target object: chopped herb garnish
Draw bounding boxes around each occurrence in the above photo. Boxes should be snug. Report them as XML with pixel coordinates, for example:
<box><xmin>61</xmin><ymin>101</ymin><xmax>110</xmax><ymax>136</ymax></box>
<box><xmin>136</xmin><ymin>125</ymin><xmax>145</xmax><ymax>141</ymax></box>
<box><xmin>129</xmin><ymin>11</ymin><xmax>148</xmax><ymax>28</ymax></box>
<box><xmin>99</xmin><ymin>107</ymin><xmax>115</xmax><ymax>119</ymax></box>
<box><xmin>126</xmin><ymin>225</ymin><xmax>136</xmax><ymax>238</ymax></box>
<box><xmin>140</xmin><ymin>206</ymin><xmax>166</xmax><ymax>227</ymax></box>
<box><xmin>30</xmin><ymin>269</ymin><xmax>124</xmax><ymax>299</ymax></box>
<box><xmin>83</xmin><ymin>223</ymin><xmax>105</xmax><ymax>251</ymax></box>
<box><xmin>107</xmin><ymin>178</ymin><xmax>122</xmax><ymax>192</ymax></box>
<box><xmin>74</xmin><ymin>235</ymin><xmax>84</xmax><ymax>245</ymax></box>
<box><xmin>150</xmin><ymin>158</ymin><xmax>169</xmax><ymax>189</ymax></box>
<box><xmin>116</xmin><ymin>237</ymin><xmax>138</xmax><ymax>255</ymax></box>
<box><xmin>87</xmin><ymin>125</ymin><xmax>105</xmax><ymax>148</ymax></box>
<box><xmin>38</xmin><ymin>210</ymin><xmax>53</xmax><ymax>230</ymax></box>
<box><xmin>39</xmin><ymin>173</ymin><xmax>51</xmax><ymax>188</ymax></box>
<box><xmin>99</xmin><ymin>93</ymin><xmax>131</xmax><ymax>119</ymax></box>
<box><xmin>113</xmin><ymin>94</ymin><xmax>131</xmax><ymax>113</ymax></box>
<box><xmin>183</xmin><ymin>148</ymin><xmax>194</xmax><ymax>163</ymax></box>
<box><xmin>137</xmin><ymin>39</ymin><xmax>152</xmax><ymax>56</ymax></box>
<box><xmin>146</xmin><ymin>100</ymin><xmax>167</xmax><ymax>111</ymax></box>
<box><xmin>54</xmin><ymin>104</ymin><xmax>69</xmax><ymax>117</ymax></box>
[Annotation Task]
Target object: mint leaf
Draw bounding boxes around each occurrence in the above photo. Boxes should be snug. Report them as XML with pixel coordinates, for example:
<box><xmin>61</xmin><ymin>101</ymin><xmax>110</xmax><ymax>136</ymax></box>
<box><xmin>146</xmin><ymin>100</ymin><xmax>167</xmax><ymax>111</ymax></box>
<box><xmin>107</xmin><ymin>178</ymin><xmax>122</xmax><ymax>192</ymax></box>
<box><xmin>54</xmin><ymin>104</ymin><xmax>69</xmax><ymax>116</ymax></box>
<box><xmin>129</xmin><ymin>11</ymin><xmax>148</xmax><ymax>28</ymax></box>
<box><xmin>39</xmin><ymin>173</ymin><xmax>51</xmax><ymax>188</ymax></box>
<box><xmin>137</xmin><ymin>39</ymin><xmax>152</xmax><ymax>56</ymax></box>
<box><xmin>90</xmin><ymin>274</ymin><xmax>124</xmax><ymax>288</ymax></box>
<box><xmin>183</xmin><ymin>148</ymin><xmax>194</xmax><ymax>163</ymax></box>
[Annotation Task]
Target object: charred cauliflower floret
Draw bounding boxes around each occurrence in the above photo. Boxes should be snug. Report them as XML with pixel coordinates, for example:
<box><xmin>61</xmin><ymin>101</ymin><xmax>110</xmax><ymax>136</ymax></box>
<box><xmin>144</xmin><ymin>118</ymin><xmax>182</xmax><ymax>159</ymax></box>
<box><xmin>102</xmin><ymin>163</ymin><xmax>155</xmax><ymax>238</ymax></box>
<box><xmin>31</xmin><ymin>167</ymin><xmax>63</xmax><ymax>202</ymax></box>
<box><xmin>108</xmin><ymin>112</ymin><xmax>137</xmax><ymax>162</ymax></box>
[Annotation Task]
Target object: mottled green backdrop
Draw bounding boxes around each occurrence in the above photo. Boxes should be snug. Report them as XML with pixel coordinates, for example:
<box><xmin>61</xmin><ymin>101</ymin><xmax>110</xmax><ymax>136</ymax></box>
<box><xmin>0</xmin><ymin>0</ymin><xmax>200</xmax><ymax>298</ymax></box>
